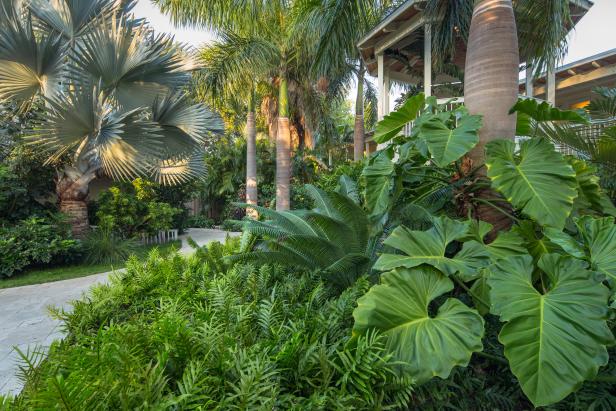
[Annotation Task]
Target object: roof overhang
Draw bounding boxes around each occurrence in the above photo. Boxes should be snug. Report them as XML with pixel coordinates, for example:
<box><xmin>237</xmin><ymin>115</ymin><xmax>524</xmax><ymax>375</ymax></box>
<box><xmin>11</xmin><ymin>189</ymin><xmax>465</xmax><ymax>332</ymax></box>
<box><xmin>359</xmin><ymin>0</ymin><xmax>594</xmax><ymax>82</ymax></box>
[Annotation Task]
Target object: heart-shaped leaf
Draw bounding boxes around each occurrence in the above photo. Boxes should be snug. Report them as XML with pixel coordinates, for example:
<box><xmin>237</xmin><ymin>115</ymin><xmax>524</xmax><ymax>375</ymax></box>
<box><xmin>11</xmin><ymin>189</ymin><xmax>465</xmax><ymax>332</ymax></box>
<box><xmin>419</xmin><ymin>114</ymin><xmax>482</xmax><ymax>167</ymax></box>
<box><xmin>488</xmin><ymin>254</ymin><xmax>614</xmax><ymax>407</ymax></box>
<box><xmin>353</xmin><ymin>266</ymin><xmax>484</xmax><ymax>383</ymax></box>
<box><xmin>486</xmin><ymin>138</ymin><xmax>577</xmax><ymax>229</ymax></box>
<box><xmin>374</xmin><ymin>216</ymin><xmax>489</xmax><ymax>280</ymax></box>
<box><xmin>362</xmin><ymin>152</ymin><xmax>394</xmax><ymax>217</ymax></box>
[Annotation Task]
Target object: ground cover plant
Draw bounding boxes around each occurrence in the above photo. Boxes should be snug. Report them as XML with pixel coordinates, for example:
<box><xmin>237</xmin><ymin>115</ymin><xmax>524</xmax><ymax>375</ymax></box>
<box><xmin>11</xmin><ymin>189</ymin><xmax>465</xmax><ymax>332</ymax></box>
<box><xmin>4</xmin><ymin>241</ymin><xmax>413</xmax><ymax>409</ymax></box>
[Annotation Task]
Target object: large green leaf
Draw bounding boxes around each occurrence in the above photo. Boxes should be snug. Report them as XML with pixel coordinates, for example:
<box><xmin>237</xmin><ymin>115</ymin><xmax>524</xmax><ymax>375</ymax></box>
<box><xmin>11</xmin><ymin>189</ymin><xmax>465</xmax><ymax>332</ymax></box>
<box><xmin>374</xmin><ymin>216</ymin><xmax>489</xmax><ymax>280</ymax></box>
<box><xmin>418</xmin><ymin>114</ymin><xmax>481</xmax><ymax>167</ymax></box>
<box><xmin>486</xmin><ymin>138</ymin><xmax>577</xmax><ymax>229</ymax></box>
<box><xmin>353</xmin><ymin>266</ymin><xmax>484</xmax><ymax>383</ymax></box>
<box><xmin>510</xmin><ymin>98</ymin><xmax>588</xmax><ymax>136</ymax></box>
<box><xmin>361</xmin><ymin>152</ymin><xmax>394</xmax><ymax>217</ymax></box>
<box><xmin>576</xmin><ymin>216</ymin><xmax>616</xmax><ymax>283</ymax></box>
<box><xmin>373</xmin><ymin>93</ymin><xmax>424</xmax><ymax>143</ymax></box>
<box><xmin>462</xmin><ymin>220</ymin><xmax>527</xmax><ymax>260</ymax></box>
<box><xmin>568</xmin><ymin>157</ymin><xmax>607</xmax><ymax>215</ymax></box>
<box><xmin>488</xmin><ymin>254</ymin><xmax>614</xmax><ymax>407</ymax></box>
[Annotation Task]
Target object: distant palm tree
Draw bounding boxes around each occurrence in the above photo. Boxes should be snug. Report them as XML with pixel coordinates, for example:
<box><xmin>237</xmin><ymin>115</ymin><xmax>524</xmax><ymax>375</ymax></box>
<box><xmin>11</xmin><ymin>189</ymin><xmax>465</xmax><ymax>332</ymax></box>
<box><xmin>153</xmin><ymin>0</ymin><xmax>314</xmax><ymax>211</ymax></box>
<box><xmin>295</xmin><ymin>0</ymin><xmax>392</xmax><ymax>162</ymax></box>
<box><xmin>0</xmin><ymin>0</ymin><xmax>223</xmax><ymax>236</ymax></box>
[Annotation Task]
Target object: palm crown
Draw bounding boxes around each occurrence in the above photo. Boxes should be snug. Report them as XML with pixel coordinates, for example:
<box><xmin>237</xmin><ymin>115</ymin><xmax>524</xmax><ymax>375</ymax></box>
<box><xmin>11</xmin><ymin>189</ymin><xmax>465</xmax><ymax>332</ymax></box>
<box><xmin>0</xmin><ymin>0</ymin><xmax>223</xmax><ymax>187</ymax></box>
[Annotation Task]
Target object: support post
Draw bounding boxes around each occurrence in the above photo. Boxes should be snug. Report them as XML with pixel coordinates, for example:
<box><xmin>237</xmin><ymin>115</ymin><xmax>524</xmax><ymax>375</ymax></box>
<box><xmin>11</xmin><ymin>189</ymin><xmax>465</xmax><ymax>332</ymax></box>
<box><xmin>525</xmin><ymin>65</ymin><xmax>533</xmax><ymax>97</ymax></box>
<box><xmin>377</xmin><ymin>53</ymin><xmax>385</xmax><ymax>120</ymax></box>
<box><xmin>547</xmin><ymin>64</ymin><xmax>556</xmax><ymax>106</ymax></box>
<box><xmin>424</xmin><ymin>23</ymin><xmax>432</xmax><ymax>97</ymax></box>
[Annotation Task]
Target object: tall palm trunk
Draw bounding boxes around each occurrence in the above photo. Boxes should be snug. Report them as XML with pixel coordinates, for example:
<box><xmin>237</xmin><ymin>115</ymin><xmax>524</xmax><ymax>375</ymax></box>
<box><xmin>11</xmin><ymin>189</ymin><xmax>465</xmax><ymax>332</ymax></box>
<box><xmin>354</xmin><ymin>63</ymin><xmax>366</xmax><ymax>162</ymax></box>
<box><xmin>276</xmin><ymin>76</ymin><xmax>291</xmax><ymax>210</ymax></box>
<box><xmin>56</xmin><ymin>166</ymin><xmax>97</xmax><ymax>238</ymax></box>
<box><xmin>246</xmin><ymin>90</ymin><xmax>258</xmax><ymax>218</ymax></box>
<box><xmin>464</xmin><ymin>0</ymin><xmax>519</xmax><ymax>234</ymax></box>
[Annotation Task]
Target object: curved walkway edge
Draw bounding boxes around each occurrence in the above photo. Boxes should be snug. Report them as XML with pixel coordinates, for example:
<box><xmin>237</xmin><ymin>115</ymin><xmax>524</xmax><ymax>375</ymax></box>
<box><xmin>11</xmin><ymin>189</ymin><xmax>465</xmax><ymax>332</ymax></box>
<box><xmin>0</xmin><ymin>229</ymin><xmax>239</xmax><ymax>396</ymax></box>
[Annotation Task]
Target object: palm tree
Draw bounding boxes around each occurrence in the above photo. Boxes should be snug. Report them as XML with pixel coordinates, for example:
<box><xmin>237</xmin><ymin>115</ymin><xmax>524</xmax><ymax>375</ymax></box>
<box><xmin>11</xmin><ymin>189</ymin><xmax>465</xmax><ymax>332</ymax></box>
<box><xmin>153</xmin><ymin>0</ymin><xmax>311</xmax><ymax>211</ymax></box>
<box><xmin>0</xmin><ymin>0</ymin><xmax>223</xmax><ymax>236</ymax></box>
<box><xmin>295</xmin><ymin>0</ymin><xmax>392</xmax><ymax>162</ymax></box>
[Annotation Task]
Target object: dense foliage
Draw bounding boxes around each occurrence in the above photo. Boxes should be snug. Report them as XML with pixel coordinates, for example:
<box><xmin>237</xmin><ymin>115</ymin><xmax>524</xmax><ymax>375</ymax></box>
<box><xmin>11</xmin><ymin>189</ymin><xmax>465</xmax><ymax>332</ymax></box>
<box><xmin>94</xmin><ymin>179</ymin><xmax>182</xmax><ymax>238</ymax></box>
<box><xmin>6</xmin><ymin>241</ymin><xmax>413</xmax><ymax>410</ymax></box>
<box><xmin>0</xmin><ymin>216</ymin><xmax>81</xmax><ymax>278</ymax></box>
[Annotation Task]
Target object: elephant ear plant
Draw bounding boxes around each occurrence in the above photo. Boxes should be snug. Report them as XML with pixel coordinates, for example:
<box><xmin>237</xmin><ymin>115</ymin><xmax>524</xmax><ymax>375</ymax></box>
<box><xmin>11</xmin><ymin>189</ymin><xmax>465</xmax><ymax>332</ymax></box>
<box><xmin>352</xmin><ymin>95</ymin><xmax>616</xmax><ymax>408</ymax></box>
<box><xmin>0</xmin><ymin>0</ymin><xmax>223</xmax><ymax>236</ymax></box>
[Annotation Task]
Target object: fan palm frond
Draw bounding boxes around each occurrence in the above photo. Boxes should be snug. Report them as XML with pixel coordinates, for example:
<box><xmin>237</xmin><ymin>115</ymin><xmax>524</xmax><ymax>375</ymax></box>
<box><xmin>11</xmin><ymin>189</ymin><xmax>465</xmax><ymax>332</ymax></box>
<box><xmin>0</xmin><ymin>11</ymin><xmax>64</xmax><ymax>102</ymax></box>
<box><xmin>27</xmin><ymin>0</ymin><xmax>120</xmax><ymax>40</ymax></box>
<box><xmin>149</xmin><ymin>150</ymin><xmax>207</xmax><ymax>186</ymax></box>
<box><xmin>588</xmin><ymin>87</ymin><xmax>616</xmax><ymax>120</ymax></box>
<box><xmin>151</xmin><ymin>92</ymin><xmax>224</xmax><ymax>157</ymax></box>
<box><xmin>71</xmin><ymin>16</ymin><xmax>191</xmax><ymax>109</ymax></box>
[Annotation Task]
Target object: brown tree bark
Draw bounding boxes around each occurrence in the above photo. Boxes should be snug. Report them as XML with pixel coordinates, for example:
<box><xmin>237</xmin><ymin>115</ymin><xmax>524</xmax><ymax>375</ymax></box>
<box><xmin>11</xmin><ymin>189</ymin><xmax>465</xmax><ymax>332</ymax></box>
<box><xmin>276</xmin><ymin>116</ymin><xmax>291</xmax><ymax>210</ymax></box>
<box><xmin>464</xmin><ymin>0</ymin><xmax>519</xmax><ymax>234</ymax></box>
<box><xmin>56</xmin><ymin>166</ymin><xmax>97</xmax><ymax>238</ymax></box>
<box><xmin>246</xmin><ymin>111</ymin><xmax>258</xmax><ymax>219</ymax></box>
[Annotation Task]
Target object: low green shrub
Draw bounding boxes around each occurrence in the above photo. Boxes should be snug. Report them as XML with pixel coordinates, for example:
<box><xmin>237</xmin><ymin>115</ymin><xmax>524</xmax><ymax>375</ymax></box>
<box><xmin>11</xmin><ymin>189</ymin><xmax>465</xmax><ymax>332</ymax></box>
<box><xmin>11</xmin><ymin>241</ymin><xmax>412</xmax><ymax>409</ymax></box>
<box><xmin>81</xmin><ymin>227</ymin><xmax>140</xmax><ymax>265</ymax></box>
<box><xmin>0</xmin><ymin>216</ymin><xmax>81</xmax><ymax>278</ymax></box>
<box><xmin>95</xmin><ymin>178</ymin><xmax>181</xmax><ymax>238</ymax></box>
<box><xmin>186</xmin><ymin>214</ymin><xmax>215</xmax><ymax>228</ymax></box>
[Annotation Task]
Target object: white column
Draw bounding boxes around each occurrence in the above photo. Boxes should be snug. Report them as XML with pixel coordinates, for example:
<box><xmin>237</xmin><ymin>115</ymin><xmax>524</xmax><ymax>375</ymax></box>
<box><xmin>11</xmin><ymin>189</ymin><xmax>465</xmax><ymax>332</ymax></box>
<box><xmin>424</xmin><ymin>23</ymin><xmax>432</xmax><ymax>97</ymax></box>
<box><xmin>525</xmin><ymin>65</ymin><xmax>533</xmax><ymax>97</ymax></box>
<box><xmin>547</xmin><ymin>64</ymin><xmax>556</xmax><ymax>106</ymax></box>
<box><xmin>377</xmin><ymin>53</ymin><xmax>385</xmax><ymax>120</ymax></box>
<box><xmin>383</xmin><ymin>68</ymin><xmax>390</xmax><ymax>115</ymax></box>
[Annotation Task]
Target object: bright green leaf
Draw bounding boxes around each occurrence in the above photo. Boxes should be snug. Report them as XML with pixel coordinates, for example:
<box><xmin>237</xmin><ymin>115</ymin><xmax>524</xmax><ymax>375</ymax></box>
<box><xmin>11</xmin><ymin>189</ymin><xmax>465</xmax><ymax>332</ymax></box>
<box><xmin>374</xmin><ymin>94</ymin><xmax>425</xmax><ymax>143</ymax></box>
<box><xmin>353</xmin><ymin>266</ymin><xmax>484</xmax><ymax>383</ymax></box>
<box><xmin>362</xmin><ymin>152</ymin><xmax>394</xmax><ymax>217</ymax></box>
<box><xmin>488</xmin><ymin>254</ymin><xmax>613</xmax><ymax>407</ymax></box>
<box><xmin>419</xmin><ymin>114</ymin><xmax>481</xmax><ymax>167</ymax></box>
<box><xmin>374</xmin><ymin>216</ymin><xmax>489</xmax><ymax>280</ymax></box>
<box><xmin>486</xmin><ymin>138</ymin><xmax>577</xmax><ymax>229</ymax></box>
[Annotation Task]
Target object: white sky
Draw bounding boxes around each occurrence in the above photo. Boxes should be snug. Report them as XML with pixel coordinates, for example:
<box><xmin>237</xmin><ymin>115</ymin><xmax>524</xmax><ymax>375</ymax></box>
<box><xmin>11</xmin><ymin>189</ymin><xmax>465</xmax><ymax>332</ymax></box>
<box><xmin>135</xmin><ymin>0</ymin><xmax>616</xmax><ymax>104</ymax></box>
<box><xmin>135</xmin><ymin>0</ymin><xmax>616</xmax><ymax>64</ymax></box>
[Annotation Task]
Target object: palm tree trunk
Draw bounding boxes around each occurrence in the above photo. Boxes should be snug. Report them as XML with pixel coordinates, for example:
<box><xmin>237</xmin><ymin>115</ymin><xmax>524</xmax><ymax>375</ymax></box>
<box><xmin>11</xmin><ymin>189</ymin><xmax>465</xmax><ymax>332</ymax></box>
<box><xmin>354</xmin><ymin>63</ymin><xmax>366</xmax><ymax>162</ymax></box>
<box><xmin>464</xmin><ymin>0</ymin><xmax>519</xmax><ymax>234</ymax></box>
<box><xmin>276</xmin><ymin>76</ymin><xmax>291</xmax><ymax>210</ymax></box>
<box><xmin>56</xmin><ymin>166</ymin><xmax>97</xmax><ymax>238</ymax></box>
<box><xmin>246</xmin><ymin>109</ymin><xmax>258</xmax><ymax>218</ymax></box>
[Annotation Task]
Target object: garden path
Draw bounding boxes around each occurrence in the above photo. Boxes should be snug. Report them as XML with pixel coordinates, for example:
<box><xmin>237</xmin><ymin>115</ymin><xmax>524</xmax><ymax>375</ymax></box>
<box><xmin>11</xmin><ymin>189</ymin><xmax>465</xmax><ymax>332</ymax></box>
<box><xmin>0</xmin><ymin>228</ymin><xmax>239</xmax><ymax>397</ymax></box>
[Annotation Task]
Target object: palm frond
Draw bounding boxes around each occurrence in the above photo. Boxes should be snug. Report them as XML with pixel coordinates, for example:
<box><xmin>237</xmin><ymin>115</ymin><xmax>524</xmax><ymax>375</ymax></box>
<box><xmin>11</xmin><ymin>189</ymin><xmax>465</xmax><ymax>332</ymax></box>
<box><xmin>71</xmin><ymin>16</ymin><xmax>191</xmax><ymax>109</ymax></box>
<box><xmin>0</xmin><ymin>11</ymin><xmax>65</xmax><ymax>102</ymax></box>
<box><xmin>149</xmin><ymin>150</ymin><xmax>207</xmax><ymax>185</ymax></box>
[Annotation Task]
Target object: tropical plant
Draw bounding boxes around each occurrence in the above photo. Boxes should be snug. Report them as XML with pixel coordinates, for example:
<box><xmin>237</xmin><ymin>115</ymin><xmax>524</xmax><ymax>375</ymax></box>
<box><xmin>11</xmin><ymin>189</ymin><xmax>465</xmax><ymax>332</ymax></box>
<box><xmin>351</xmin><ymin>96</ymin><xmax>616</xmax><ymax>408</ymax></box>
<box><xmin>231</xmin><ymin>183</ymin><xmax>376</xmax><ymax>289</ymax></box>
<box><xmin>9</xmin><ymin>240</ymin><xmax>413</xmax><ymax>409</ymax></box>
<box><xmin>0</xmin><ymin>0</ymin><xmax>223</xmax><ymax>236</ymax></box>
<box><xmin>0</xmin><ymin>215</ymin><xmax>81</xmax><ymax>277</ymax></box>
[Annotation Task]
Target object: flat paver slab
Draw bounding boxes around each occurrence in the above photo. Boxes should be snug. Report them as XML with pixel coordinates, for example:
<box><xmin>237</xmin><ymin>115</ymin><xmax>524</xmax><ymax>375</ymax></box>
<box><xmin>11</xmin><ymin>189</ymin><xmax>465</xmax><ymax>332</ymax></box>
<box><xmin>0</xmin><ymin>228</ymin><xmax>239</xmax><ymax>396</ymax></box>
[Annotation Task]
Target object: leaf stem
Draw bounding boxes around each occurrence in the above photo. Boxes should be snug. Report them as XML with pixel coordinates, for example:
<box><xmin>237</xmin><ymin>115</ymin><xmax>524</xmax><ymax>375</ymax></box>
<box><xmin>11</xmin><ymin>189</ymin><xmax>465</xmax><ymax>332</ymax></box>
<box><xmin>594</xmin><ymin>375</ymin><xmax>616</xmax><ymax>383</ymax></box>
<box><xmin>474</xmin><ymin>351</ymin><xmax>508</xmax><ymax>365</ymax></box>
<box><xmin>451</xmin><ymin>275</ymin><xmax>490</xmax><ymax>309</ymax></box>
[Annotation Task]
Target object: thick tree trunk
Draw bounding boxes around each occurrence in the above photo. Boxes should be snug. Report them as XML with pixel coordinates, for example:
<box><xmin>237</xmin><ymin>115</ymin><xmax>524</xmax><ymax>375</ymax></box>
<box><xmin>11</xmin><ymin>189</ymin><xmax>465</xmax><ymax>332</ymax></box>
<box><xmin>276</xmin><ymin>76</ymin><xmax>291</xmax><ymax>210</ymax></box>
<box><xmin>464</xmin><ymin>0</ymin><xmax>519</xmax><ymax>234</ymax></box>
<box><xmin>246</xmin><ymin>111</ymin><xmax>258</xmax><ymax>218</ymax></box>
<box><xmin>354</xmin><ymin>64</ymin><xmax>366</xmax><ymax>162</ymax></box>
<box><xmin>56</xmin><ymin>166</ymin><xmax>96</xmax><ymax>238</ymax></box>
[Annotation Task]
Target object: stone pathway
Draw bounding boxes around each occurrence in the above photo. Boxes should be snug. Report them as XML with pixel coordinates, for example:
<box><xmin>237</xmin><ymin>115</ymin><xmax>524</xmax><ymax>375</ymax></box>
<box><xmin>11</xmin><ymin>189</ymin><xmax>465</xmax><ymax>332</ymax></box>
<box><xmin>0</xmin><ymin>228</ymin><xmax>238</xmax><ymax>396</ymax></box>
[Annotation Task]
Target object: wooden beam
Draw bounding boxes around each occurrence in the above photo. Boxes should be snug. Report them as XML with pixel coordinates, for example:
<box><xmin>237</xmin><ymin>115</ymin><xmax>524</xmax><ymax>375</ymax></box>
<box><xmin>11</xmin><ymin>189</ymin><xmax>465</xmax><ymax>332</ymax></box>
<box><xmin>534</xmin><ymin>63</ymin><xmax>616</xmax><ymax>96</ymax></box>
<box><xmin>375</xmin><ymin>13</ymin><xmax>423</xmax><ymax>55</ymax></box>
<box><xmin>567</xmin><ymin>69</ymin><xmax>576</xmax><ymax>75</ymax></box>
<box><xmin>592</xmin><ymin>60</ymin><xmax>602</xmax><ymax>68</ymax></box>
